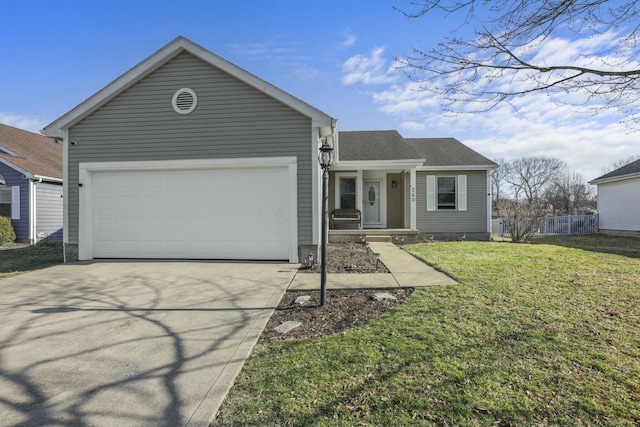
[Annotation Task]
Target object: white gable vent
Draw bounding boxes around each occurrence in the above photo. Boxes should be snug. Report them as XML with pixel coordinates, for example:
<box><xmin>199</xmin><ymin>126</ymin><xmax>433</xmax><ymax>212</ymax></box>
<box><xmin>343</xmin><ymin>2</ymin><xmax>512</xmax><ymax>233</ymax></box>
<box><xmin>172</xmin><ymin>88</ymin><xmax>198</xmax><ymax>114</ymax></box>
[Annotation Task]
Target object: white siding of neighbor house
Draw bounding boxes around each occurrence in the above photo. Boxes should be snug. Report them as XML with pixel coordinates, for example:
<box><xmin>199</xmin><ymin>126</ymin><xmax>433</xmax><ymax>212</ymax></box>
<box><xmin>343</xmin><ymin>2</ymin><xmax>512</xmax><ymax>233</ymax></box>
<box><xmin>67</xmin><ymin>52</ymin><xmax>313</xmax><ymax>248</ymax></box>
<box><xmin>597</xmin><ymin>176</ymin><xmax>640</xmax><ymax>231</ymax></box>
<box><xmin>35</xmin><ymin>182</ymin><xmax>63</xmax><ymax>239</ymax></box>
<box><xmin>416</xmin><ymin>170</ymin><xmax>488</xmax><ymax>233</ymax></box>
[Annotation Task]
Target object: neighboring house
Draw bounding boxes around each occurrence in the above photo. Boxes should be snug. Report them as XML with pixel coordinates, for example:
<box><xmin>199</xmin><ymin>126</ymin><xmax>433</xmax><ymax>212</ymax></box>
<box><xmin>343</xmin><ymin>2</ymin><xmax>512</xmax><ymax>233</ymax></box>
<box><xmin>0</xmin><ymin>124</ymin><xmax>63</xmax><ymax>242</ymax></box>
<box><xmin>589</xmin><ymin>158</ymin><xmax>640</xmax><ymax>237</ymax></box>
<box><xmin>43</xmin><ymin>37</ymin><xmax>496</xmax><ymax>263</ymax></box>
<box><xmin>330</xmin><ymin>131</ymin><xmax>497</xmax><ymax>240</ymax></box>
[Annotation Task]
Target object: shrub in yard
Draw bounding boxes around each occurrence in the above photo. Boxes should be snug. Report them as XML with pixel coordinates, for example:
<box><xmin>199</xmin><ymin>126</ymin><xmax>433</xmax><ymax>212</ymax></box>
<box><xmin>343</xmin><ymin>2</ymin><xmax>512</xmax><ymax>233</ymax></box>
<box><xmin>0</xmin><ymin>216</ymin><xmax>16</xmax><ymax>245</ymax></box>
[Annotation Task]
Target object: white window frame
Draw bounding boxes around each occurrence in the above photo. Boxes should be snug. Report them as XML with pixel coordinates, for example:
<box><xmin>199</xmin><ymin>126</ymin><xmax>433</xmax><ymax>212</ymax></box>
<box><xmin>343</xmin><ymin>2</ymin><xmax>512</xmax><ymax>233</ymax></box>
<box><xmin>427</xmin><ymin>175</ymin><xmax>467</xmax><ymax>212</ymax></box>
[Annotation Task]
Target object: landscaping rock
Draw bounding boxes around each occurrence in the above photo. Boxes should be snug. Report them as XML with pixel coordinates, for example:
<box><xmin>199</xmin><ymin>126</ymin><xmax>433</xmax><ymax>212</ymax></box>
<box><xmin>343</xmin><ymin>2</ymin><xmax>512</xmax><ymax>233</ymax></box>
<box><xmin>294</xmin><ymin>295</ymin><xmax>312</xmax><ymax>305</ymax></box>
<box><xmin>370</xmin><ymin>292</ymin><xmax>398</xmax><ymax>302</ymax></box>
<box><xmin>273</xmin><ymin>321</ymin><xmax>302</xmax><ymax>334</ymax></box>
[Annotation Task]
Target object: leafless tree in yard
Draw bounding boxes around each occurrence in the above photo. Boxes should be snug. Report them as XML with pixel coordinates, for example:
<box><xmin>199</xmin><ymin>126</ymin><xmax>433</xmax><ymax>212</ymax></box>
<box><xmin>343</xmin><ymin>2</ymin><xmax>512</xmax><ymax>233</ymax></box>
<box><xmin>503</xmin><ymin>156</ymin><xmax>566</xmax><ymax>202</ymax></box>
<box><xmin>491</xmin><ymin>158</ymin><xmax>508</xmax><ymax>217</ymax></box>
<box><xmin>545</xmin><ymin>171</ymin><xmax>595</xmax><ymax>215</ymax></box>
<box><xmin>497</xmin><ymin>199</ymin><xmax>546</xmax><ymax>242</ymax></box>
<box><xmin>395</xmin><ymin>1</ymin><xmax>640</xmax><ymax>127</ymax></box>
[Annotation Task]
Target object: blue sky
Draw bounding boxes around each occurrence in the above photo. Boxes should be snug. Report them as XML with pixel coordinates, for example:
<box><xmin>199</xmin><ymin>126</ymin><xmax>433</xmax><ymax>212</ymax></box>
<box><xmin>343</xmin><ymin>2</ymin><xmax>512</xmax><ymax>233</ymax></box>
<box><xmin>1</xmin><ymin>0</ymin><xmax>637</xmax><ymax>179</ymax></box>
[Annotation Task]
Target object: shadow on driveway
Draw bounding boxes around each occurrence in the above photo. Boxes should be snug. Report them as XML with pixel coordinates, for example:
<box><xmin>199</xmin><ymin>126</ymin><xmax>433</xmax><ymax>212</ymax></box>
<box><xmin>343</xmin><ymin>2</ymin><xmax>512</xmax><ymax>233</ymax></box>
<box><xmin>0</xmin><ymin>261</ymin><xmax>297</xmax><ymax>427</ymax></box>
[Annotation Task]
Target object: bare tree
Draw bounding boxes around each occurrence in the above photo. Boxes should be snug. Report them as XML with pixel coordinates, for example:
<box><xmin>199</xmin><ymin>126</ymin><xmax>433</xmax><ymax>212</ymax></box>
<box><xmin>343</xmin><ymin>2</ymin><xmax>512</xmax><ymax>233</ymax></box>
<box><xmin>599</xmin><ymin>153</ymin><xmax>640</xmax><ymax>175</ymax></box>
<box><xmin>545</xmin><ymin>171</ymin><xmax>595</xmax><ymax>215</ymax></box>
<box><xmin>395</xmin><ymin>1</ymin><xmax>640</xmax><ymax>127</ymax></box>
<box><xmin>497</xmin><ymin>199</ymin><xmax>545</xmax><ymax>243</ymax></box>
<box><xmin>503</xmin><ymin>156</ymin><xmax>566</xmax><ymax>202</ymax></box>
<box><xmin>491</xmin><ymin>158</ymin><xmax>508</xmax><ymax>217</ymax></box>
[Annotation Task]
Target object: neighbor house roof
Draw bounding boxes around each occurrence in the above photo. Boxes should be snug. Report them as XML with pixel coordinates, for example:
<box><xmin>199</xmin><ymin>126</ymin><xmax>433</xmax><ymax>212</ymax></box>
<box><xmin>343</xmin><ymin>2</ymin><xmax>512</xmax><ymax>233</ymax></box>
<box><xmin>44</xmin><ymin>36</ymin><xmax>335</xmax><ymax>136</ymax></box>
<box><xmin>589</xmin><ymin>158</ymin><xmax>640</xmax><ymax>185</ymax></box>
<box><xmin>0</xmin><ymin>124</ymin><xmax>63</xmax><ymax>180</ymax></box>
<box><xmin>407</xmin><ymin>138</ymin><xmax>498</xmax><ymax>169</ymax></box>
<box><xmin>339</xmin><ymin>130</ymin><xmax>423</xmax><ymax>161</ymax></box>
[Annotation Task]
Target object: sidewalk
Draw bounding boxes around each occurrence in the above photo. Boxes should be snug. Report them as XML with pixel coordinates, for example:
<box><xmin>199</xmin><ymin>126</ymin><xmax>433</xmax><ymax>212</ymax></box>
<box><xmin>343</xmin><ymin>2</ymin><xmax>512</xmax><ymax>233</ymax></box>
<box><xmin>288</xmin><ymin>242</ymin><xmax>457</xmax><ymax>290</ymax></box>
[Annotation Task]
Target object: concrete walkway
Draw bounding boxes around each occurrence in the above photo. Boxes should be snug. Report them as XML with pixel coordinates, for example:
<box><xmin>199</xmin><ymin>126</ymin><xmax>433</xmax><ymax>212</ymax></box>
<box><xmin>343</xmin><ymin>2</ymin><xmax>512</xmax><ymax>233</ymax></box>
<box><xmin>288</xmin><ymin>242</ymin><xmax>457</xmax><ymax>290</ymax></box>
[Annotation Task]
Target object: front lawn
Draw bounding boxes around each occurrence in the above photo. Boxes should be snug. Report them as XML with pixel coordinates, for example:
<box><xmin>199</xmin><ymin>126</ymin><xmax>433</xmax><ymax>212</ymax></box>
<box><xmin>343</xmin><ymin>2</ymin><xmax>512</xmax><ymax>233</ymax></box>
<box><xmin>214</xmin><ymin>235</ymin><xmax>640</xmax><ymax>426</ymax></box>
<box><xmin>0</xmin><ymin>242</ymin><xmax>64</xmax><ymax>280</ymax></box>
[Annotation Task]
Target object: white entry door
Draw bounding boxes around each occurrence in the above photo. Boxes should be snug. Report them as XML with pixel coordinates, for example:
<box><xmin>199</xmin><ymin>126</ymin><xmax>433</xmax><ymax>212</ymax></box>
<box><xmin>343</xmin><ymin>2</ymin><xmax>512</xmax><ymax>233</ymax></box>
<box><xmin>362</xmin><ymin>180</ymin><xmax>383</xmax><ymax>227</ymax></box>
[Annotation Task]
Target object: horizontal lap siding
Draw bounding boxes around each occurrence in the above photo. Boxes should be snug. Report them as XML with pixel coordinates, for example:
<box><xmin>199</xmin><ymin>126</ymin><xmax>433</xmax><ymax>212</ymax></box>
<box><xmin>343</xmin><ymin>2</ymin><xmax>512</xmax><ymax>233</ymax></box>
<box><xmin>68</xmin><ymin>52</ymin><xmax>312</xmax><ymax>245</ymax></box>
<box><xmin>597</xmin><ymin>177</ymin><xmax>640</xmax><ymax>231</ymax></box>
<box><xmin>35</xmin><ymin>183</ymin><xmax>63</xmax><ymax>239</ymax></box>
<box><xmin>416</xmin><ymin>170</ymin><xmax>487</xmax><ymax>232</ymax></box>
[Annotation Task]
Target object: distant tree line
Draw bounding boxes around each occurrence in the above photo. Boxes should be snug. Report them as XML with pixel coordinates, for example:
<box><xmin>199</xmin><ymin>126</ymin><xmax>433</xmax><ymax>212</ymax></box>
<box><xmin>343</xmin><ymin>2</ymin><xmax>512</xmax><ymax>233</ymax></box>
<box><xmin>491</xmin><ymin>154</ymin><xmax>638</xmax><ymax>241</ymax></box>
<box><xmin>491</xmin><ymin>156</ymin><xmax>595</xmax><ymax>218</ymax></box>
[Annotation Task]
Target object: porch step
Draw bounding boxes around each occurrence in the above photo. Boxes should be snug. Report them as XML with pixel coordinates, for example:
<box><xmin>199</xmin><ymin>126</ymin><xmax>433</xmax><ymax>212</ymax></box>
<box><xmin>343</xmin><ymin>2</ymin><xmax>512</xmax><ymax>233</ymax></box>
<box><xmin>366</xmin><ymin>235</ymin><xmax>392</xmax><ymax>243</ymax></box>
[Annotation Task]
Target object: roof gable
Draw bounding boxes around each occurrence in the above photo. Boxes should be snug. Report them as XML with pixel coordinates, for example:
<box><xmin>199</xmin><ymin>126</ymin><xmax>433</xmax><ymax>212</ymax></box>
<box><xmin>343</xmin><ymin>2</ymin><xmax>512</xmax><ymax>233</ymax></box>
<box><xmin>0</xmin><ymin>124</ymin><xmax>63</xmax><ymax>179</ymax></box>
<box><xmin>590</xmin><ymin>158</ymin><xmax>640</xmax><ymax>184</ymax></box>
<box><xmin>44</xmin><ymin>36</ymin><xmax>334</xmax><ymax>136</ymax></box>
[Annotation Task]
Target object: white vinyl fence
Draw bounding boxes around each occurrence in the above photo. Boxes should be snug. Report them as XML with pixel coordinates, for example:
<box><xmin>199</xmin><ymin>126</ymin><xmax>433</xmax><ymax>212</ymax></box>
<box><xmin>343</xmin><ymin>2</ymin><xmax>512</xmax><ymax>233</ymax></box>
<box><xmin>493</xmin><ymin>214</ymin><xmax>599</xmax><ymax>237</ymax></box>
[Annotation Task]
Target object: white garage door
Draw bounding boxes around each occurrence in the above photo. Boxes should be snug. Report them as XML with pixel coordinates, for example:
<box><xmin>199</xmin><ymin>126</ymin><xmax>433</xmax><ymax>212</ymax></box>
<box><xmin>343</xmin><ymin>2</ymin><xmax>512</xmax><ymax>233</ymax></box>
<box><xmin>91</xmin><ymin>166</ymin><xmax>292</xmax><ymax>260</ymax></box>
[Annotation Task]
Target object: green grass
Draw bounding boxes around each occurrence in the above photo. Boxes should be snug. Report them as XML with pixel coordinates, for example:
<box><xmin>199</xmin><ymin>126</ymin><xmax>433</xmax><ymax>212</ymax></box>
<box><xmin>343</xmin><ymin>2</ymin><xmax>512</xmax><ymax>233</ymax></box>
<box><xmin>0</xmin><ymin>242</ymin><xmax>64</xmax><ymax>280</ymax></box>
<box><xmin>215</xmin><ymin>235</ymin><xmax>640</xmax><ymax>426</ymax></box>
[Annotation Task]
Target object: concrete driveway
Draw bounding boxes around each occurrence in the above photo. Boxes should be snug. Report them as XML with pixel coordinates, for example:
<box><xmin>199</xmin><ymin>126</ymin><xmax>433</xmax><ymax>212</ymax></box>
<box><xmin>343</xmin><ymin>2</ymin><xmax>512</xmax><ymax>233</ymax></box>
<box><xmin>0</xmin><ymin>261</ymin><xmax>298</xmax><ymax>427</ymax></box>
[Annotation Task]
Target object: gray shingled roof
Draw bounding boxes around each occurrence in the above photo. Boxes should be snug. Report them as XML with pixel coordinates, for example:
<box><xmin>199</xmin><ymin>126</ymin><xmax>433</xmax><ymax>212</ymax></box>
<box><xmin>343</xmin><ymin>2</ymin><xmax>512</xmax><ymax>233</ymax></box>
<box><xmin>339</xmin><ymin>131</ymin><xmax>422</xmax><ymax>161</ymax></box>
<box><xmin>591</xmin><ymin>158</ymin><xmax>640</xmax><ymax>183</ymax></box>
<box><xmin>338</xmin><ymin>131</ymin><xmax>497</xmax><ymax>167</ymax></box>
<box><xmin>406</xmin><ymin>138</ymin><xmax>497</xmax><ymax>167</ymax></box>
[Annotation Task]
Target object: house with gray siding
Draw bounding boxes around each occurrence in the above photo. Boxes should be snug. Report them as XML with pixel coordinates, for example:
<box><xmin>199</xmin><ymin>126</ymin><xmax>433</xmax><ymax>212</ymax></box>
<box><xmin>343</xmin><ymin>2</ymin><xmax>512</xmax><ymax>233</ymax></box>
<box><xmin>0</xmin><ymin>124</ymin><xmax>63</xmax><ymax>242</ymax></box>
<box><xmin>330</xmin><ymin>131</ymin><xmax>497</xmax><ymax>241</ymax></box>
<box><xmin>589</xmin><ymin>158</ymin><xmax>640</xmax><ymax>237</ymax></box>
<box><xmin>43</xmin><ymin>37</ymin><xmax>496</xmax><ymax>263</ymax></box>
<box><xmin>44</xmin><ymin>37</ymin><xmax>335</xmax><ymax>262</ymax></box>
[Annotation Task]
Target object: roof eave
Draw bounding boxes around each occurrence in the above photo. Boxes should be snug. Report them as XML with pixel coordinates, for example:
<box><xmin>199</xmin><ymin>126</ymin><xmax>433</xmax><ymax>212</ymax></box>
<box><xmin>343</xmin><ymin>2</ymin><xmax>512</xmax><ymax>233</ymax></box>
<box><xmin>0</xmin><ymin>157</ymin><xmax>34</xmax><ymax>179</ymax></box>
<box><xmin>417</xmin><ymin>164</ymin><xmax>497</xmax><ymax>171</ymax></box>
<box><xmin>589</xmin><ymin>171</ymin><xmax>640</xmax><ymax>185</ymax></box>
<box><xmin>43</xmin><ymin>36</ymin><xmax>334</xmax><ymax>135</ymax></box>
<box><xmin>333</xmin><ymin>159</ymin><xmax>425</xmax><ymax>171</ymax></box>
<box><xmin>33</xmin><ymin>174</ymin><xmax>63</xmax><ymax>183</ymax></box>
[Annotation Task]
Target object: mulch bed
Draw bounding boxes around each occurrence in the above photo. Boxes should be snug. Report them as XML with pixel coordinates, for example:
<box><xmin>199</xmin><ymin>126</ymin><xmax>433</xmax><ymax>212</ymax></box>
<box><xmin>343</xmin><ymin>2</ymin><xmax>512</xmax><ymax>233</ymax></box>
<box><xmin>259</xmin><ymin>242</ymin><xmax>411</xmax><ymax>344</ymax></box>
<box><xmin>259</xmin><ymin>287</ymin><xmax>413</xmax><ymax>344</ymax></box>
<box><xmin>299</xmin><ymin>241</ymin><xmax>390</xmax><ymax>274</ymax></box>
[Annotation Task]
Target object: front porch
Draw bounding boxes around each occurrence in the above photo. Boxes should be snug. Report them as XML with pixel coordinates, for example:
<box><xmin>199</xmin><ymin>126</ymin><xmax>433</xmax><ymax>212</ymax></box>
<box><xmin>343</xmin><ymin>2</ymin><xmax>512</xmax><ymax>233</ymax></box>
<box><xmin>329</xmin><ymin>228</ymin><xmax>420</xmax><ymax>244</ymax></box>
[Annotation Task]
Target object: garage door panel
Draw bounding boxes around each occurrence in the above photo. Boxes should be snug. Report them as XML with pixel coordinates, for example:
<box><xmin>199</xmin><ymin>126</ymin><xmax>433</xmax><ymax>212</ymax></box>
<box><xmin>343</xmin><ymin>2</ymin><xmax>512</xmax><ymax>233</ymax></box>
<box><xmin>91</xmin><ymin>165</ymin><xmax>291</xmax><ymax>260</ymax></box>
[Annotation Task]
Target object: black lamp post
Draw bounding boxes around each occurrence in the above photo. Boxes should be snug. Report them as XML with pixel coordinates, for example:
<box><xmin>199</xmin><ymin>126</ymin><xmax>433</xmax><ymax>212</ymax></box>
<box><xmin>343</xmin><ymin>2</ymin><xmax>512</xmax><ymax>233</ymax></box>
<box><xmin>318</xmin><ymin>139</ymin><xmax>334</xmax><ymax>306</ymax></box>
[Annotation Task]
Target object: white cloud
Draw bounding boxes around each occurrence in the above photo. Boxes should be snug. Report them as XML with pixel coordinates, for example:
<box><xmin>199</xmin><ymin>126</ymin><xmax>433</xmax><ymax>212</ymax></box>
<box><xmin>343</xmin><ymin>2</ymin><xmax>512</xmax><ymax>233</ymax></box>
<box><xmin>339</xmin><ymin>34</ymin><xmax>357</xmax><ymax>48</ymax></box>
<box><xmin>0</xmin><ymin>113</ymin><xmax>47</xmax><ymax>134</ymax></box>
<box><xmin>341</xmin><ymin>46</ymin><xmax>399</xmax><ymax>85</ymax></box>
<box><xmin>342</xmin><ymin>33</ymin><xmax>640</xmax><ymax>179</ymax></box>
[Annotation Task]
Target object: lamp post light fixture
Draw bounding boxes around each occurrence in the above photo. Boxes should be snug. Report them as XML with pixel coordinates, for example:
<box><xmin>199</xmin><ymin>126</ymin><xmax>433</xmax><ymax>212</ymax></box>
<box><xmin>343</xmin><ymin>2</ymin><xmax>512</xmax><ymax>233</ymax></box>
<box><xmin>318</xmin><ymin>138</ymin><xmax>334</xmax><ymax>306</ymax></box>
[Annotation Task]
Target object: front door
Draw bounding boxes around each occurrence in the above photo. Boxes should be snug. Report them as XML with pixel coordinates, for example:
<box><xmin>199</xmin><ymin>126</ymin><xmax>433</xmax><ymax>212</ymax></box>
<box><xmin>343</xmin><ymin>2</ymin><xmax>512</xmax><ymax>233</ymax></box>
<box><xmin>363</xmin><ymin>180</ymin><xmax>383</xmax><ymax>227</ymax></box>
